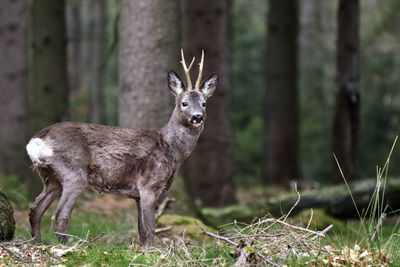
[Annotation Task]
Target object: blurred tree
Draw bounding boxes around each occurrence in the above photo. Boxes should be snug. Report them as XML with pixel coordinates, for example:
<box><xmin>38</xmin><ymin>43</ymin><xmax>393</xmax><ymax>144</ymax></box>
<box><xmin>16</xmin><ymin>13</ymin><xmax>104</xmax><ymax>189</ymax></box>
<box><xmin>80</xmin><ymin>0</ymin><xmax>107</xmax><ymax>124</ymax></box>
<box><xmin>263</xmin><ymin>0</ymin><xmax>299</xmax><ymax>186</ymax></box>
<box><xmin>118</xmin><ymin>0</ymin><xmax>199</xmax><ymax>217</ymax></box>
<box><xmin>360</xmin><ymin>0</ymin><xmax>400</xmax><ymax>177</ymax></box>
<box><xmin>332</xmin><ymin>0</ymin><xmax>360</xmax><ymax>182</ymax></box>
<box><xmin>182</xmin><ymin>0</ymin><xmax>237</xmax><ymax>207</ymax></box>
<box><xmin>0</xmin><ymin>0</ymin><xmax>30</xmax><ymax>182</ymax></box>
<box><xmin>29</xmin><ymin>0</ymin><xmax>69</xmax><ymax>132</ymax></box>
<box><xmin>87</xmin><ymin>0</ymin><xmax>107</xmax><ymax>124</ymax></box>
<box><xmin>66</xmin><ymin>0</ymin><xmax>81</xmax><ymax>95</ymax></box>
<box><xmin>298</xmin><ymin>0</ymin><xmax>336</xmax><ymax>182</ymax></box>
<box><xmin>66</xmin><ymin>0</ymin><xmax>113</xmax><ymax>124</ymax></box>
<box><xmin>29</xmin><ymin>0</ymin><xmax>69</xmax><ymax>196</ymax></box>
<box><xmin>118</xmin><ymin>0</ymin><xmax>179</xmax><ymax>129</ymax></box>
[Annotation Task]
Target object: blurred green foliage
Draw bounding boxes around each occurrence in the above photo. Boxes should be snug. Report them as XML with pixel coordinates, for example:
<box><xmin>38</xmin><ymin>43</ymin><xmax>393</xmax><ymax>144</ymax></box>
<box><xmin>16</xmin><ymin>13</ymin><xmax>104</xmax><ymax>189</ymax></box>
<box><xmin>360</xmin><ymin>0</ymin><xmax>400</xmax><ymax>177</ymax></box>
<box><xmin>0</xmin><ymin>173</ymin><xmax>29</xmax><ymax>209</ymax></box>
<box><xmin>231</xmin><ymin>0</ymin><xmax>266</xmax><ymax>186</ymax></box>
<box><xmin>231</xmin><ymin>0</ymin><xmax>400</xmax><ymax>186</ymax></box>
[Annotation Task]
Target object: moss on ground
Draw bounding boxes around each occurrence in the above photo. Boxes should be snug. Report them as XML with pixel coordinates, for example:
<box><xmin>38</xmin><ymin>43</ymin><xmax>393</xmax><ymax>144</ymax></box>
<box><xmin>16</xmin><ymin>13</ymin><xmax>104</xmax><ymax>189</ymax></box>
<box><xmin>157</xmin><ymin>214</ymin><xmax>215</xmax><ymax>243</ymax></box>
<box><xmin>292</xmin><ymin>208</ymin><xmax>346</xmax><ymax>232</ymax></box>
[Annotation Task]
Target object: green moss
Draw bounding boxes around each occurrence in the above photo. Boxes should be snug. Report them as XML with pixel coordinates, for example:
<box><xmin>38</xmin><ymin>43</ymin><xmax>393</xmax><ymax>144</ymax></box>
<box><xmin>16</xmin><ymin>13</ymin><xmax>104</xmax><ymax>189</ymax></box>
<box><xmin>157</xmin><ymin>214</ymin><xmax>214</xmax><ymax>243</ymax></box>
<box><xmin>0</xmin><ymin>191</ymin><xmax>15</xmax><ymax>241</ymax></box>
<box><xmin>201</xmin><ymin>204</ymin><xmax>266</xmax><ymax>226</ymax></box>
<box><xmin>244</xmin><ymin>245</ymin><xmax>254</xmax><ymax>253</ymax></box>
<box><xmin>293</xmin><ymin>208</ymin><xmax>346</xmax><ymax>232</ymax></box>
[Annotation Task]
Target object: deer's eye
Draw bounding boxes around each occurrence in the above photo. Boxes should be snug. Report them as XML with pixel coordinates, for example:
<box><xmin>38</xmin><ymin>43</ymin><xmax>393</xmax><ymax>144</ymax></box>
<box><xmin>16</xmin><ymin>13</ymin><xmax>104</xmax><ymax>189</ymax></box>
<box><xmin>182</xmin><ymin>102</ymin><xmax>188</xmax><ymax>107</ymax></box>
<box><xmin>202</xmin><ymin>103</ymin><xmax>206</xmax><ymax>108</ymax></box>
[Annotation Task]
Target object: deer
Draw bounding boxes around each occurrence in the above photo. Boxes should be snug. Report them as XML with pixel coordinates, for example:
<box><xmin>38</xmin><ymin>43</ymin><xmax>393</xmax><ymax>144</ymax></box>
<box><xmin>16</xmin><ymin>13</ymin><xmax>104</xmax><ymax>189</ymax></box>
<box><xmin>26</xmin><ymin>50</ymin><xmax>217</xmax><ymax>246</ymax></box>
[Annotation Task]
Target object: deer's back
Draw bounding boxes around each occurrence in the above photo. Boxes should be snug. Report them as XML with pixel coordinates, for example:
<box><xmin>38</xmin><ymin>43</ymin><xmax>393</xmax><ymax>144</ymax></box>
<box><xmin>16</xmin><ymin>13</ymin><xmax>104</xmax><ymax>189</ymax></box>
<box><xmin>28</xmin><ymin>122</ymin><xmax>177</xmax><ymax>199</ymax></box>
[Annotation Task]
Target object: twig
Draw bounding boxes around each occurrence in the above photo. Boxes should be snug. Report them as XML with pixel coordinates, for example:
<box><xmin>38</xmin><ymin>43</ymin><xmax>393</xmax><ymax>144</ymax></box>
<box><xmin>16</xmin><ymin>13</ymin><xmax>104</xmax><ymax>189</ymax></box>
<box><xmin>0</xmin><ymin>244</ymin><xmax>30</xmax><ymax>263</ymax></box>
<box><xmin>155</xmin><ymin>226</ymin><xmax>173</xmax><ymax>234</ymax></box>
<box><xmin>311</xmin><ymin>224</ymin><xmax>333</xmax><ymax>240</ymax></box>
<box><xmin>202</xmin><ymin>230</ymin><xmax>281</xmax><ymax>267</ymax></box>
<box><xmin>54</xmin><ymin>231</ymin><xmax>88</xmax><ymax>243</ymax></box>
<box><xmin>284</xmin><ymin>182</ymin><xmax>301</xmax><ymax>221</ymax></box>
<box><xmin>203</xmin><ymin>230</ymin><xmax>237</xmax><ymax>246</ymax></box>
<box><xmin>128</xmin><ymin>252</ymin><xmax>145</xmax><ymax>266</ymax></box>
<box><xmin>89</xmin><ymin>232</ymin><xmax>105</xmax><ymax>243</ymax></box>
<box><xmin>3</xmin><ymin>238</ymin><xmax>35</xmax><ymax>246</ymax></box>
<box><xmin>54</xmin><ymin>231</ymin><xmax>104</xmax><ymax>247</ymax></box>
<box><xmin>230</xmin><ymin>233</ymin><xmax>287</xmax><ymax>239</ymax></box>
<box><xmin>156</xmin><ymin>197</ymin><xmax>176</xmax><ymax>219</ymax></box>
<box><xmin>306</xmin><ymin>209</ymin><xmax>314</xmax><ymax>229</ymax></box>
<box><xmin>272</xmin><ymin>219</ymin><xmax>328</xmax><ymax>237</ymax></box>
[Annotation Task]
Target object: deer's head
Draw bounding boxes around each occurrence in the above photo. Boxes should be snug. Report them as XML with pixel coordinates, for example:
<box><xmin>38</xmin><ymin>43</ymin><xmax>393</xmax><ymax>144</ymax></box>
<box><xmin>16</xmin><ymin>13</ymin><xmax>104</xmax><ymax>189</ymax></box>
<box><xmin>168</xmin><ymin>50</ymin><xmax>218</xmax><ymax>129</ymax></box>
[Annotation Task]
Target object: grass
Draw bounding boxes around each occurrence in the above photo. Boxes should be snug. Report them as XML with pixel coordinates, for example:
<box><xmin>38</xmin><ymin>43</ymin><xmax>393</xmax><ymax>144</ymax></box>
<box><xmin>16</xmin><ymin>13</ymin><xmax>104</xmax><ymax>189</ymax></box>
<box><xmin>4</xmin><ymin>203</ymin><xmax>397</xmax><ymax>266</ymax></box>
<box><xmin>1</xmin><ymin>139</ymin><xmax>400</xmax><ymax>266</ymax></box>
<box><xmin>328</xmin><ymin>136</ymin><xmax>400</xmax><ymax>265</ymax></box>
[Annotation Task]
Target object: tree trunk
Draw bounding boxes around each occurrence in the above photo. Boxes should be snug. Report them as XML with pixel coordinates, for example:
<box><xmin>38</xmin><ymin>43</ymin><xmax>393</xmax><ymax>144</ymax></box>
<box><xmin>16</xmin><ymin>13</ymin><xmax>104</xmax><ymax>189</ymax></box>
<box><xmin>118</xmin><ymin>0</ymin><xmax>179</xmax><ymax>130</ymax></box>
<box><xmin>0</xmin><ymin>0</ymin><xmax>30</xmax><ymax>181</ymax></box>
<box><xmin>29</xmin><ymin>0</ymin><xmax>69</xmax><ymax>131</ymax></box>
<box><xmin>82</xmin><ymin>0</ymin><xmax>107</xmax><ymax>124</ymax></box>
<box><xmin>29</xmin><ymin>0</ymin><xmax>69</xmax><ymax>197</ymax></box>
<box><xmin>332</xmin><ymin>0</ymin><xmax>360</xmax><ymax>182</ymax></box>
<box><xmin>66</xmin><ymin>0</ymin><xmax>81</xmax><ymax>94</ymax></box>
<box><xmin>263</xmin><ymin>0</ymin><xmax>300</xmax><ymax>186</ymax></box>
<box><xmin>182</xmin><ymin>0</ymin><xmax>236</xmax><ymax>207</ymax></box>
<box><xmin>118</xmin><ymin>0</ymin><xmax>198</xmax><ymax>216</ymax></box>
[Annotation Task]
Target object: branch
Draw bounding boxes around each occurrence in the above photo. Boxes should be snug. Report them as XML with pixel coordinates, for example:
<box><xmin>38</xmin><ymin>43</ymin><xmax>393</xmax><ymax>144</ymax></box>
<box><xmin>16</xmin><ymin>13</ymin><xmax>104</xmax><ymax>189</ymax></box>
<box><xmin>156</xmin><ymin>197</ymin><xmax>176</xmax><ymax>220</ymax></box>
<box><xmin>271</xmin><ymin>219</ymin><xmax>331</xmax><ymax>237</ymax></box>
<box><xmin>311</xmin><ymin>224</ymin><xmax>333</xmax><ymax>240</ymax></box>
<box><xmin>89</xmin><ymin>232</ymin><xmax>105</xmax><ymax>243</ymax></box>
<box><xmin>155</xmin><ymin>226</ymin><xmax>172</xmax><ymax>234</ymax></box>
<box><xmin>230</xmin><ymin>233</ymin><xmax>287</xmax><ymax>239</ymax></box>
<box><xmin>283</xmin><ymin>182</ymin><xmax>301</xmax><ymax>221</ymax></box>
<box><xmin>203</xmin><ymin>230</ymin><xmax>237</xmax><ymax>247</ymax></box>
<box><xmin>202</xmin><ymin>229</ymin><xmax>281</xmax><ymax>267</ymax></box>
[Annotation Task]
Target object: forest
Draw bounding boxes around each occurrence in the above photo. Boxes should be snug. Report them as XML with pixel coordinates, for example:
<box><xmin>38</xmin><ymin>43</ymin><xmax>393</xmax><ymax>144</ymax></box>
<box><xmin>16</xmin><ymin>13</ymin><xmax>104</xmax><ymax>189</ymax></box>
<box><xmin>0</xmin><ymin>0</ymin><xmax>400</xmax><ymax>266</ymax></box>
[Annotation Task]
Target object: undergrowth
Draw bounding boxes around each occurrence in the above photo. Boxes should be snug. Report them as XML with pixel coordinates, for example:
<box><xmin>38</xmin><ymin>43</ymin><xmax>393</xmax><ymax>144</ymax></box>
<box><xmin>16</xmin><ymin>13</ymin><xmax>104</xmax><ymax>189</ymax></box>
<box><xmin>0</xmin><ymin>138</ymin><xmax>399</xmax><ymax>266</ymax></box>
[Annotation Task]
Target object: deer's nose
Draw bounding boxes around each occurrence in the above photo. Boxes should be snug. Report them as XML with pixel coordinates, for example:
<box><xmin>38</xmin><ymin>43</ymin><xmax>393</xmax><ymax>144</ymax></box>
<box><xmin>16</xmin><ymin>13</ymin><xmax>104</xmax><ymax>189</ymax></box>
<box><xmin>190</xmin><ymin>114</ymin><xmax>203</xmax><ymax>124</ymax></box>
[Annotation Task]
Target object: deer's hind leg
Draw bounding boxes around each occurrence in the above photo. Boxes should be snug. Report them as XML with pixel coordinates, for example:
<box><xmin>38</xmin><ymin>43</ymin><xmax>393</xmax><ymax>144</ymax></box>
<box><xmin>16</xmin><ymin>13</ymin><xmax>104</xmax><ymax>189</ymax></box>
<box><xmin>52</xmin><ymin>168</ymin><xmax>86</xmax><ymax>244</ymax></box>
<box><xmin>29</xmin><ymin>167</ymin><xmax>62</xmax><ymax>243</ymax></box>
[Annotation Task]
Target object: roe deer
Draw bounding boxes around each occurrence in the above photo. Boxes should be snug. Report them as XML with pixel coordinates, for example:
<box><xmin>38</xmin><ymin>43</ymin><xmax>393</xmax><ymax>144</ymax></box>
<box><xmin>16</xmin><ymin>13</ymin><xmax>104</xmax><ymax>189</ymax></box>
<box><xmin>26</xmin><ymin>50</ymin><xmax>217</xmax><ymax>246</ymax></box>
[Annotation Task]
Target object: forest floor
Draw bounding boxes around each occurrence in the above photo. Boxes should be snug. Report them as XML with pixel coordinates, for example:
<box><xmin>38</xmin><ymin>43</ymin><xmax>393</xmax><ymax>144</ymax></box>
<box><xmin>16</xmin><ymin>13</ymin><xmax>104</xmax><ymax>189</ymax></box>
<box><xmin>1</xmin><ymin>189</ymin><xmax>399</xmax><ymax>266</ymax></box>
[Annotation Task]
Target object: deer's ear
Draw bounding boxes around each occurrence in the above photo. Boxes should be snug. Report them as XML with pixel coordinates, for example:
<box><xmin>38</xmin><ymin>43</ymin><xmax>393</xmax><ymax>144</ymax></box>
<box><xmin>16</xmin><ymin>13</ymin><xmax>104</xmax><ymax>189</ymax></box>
<box><xmin>168</xmin><ymin>70</ymin><xmax>185</xmax><ymax>96</ymax></box>
<box><xmin>200</xmin><ymin>73</ymin><xmax>218</xmax><ymax>98</ymax></box>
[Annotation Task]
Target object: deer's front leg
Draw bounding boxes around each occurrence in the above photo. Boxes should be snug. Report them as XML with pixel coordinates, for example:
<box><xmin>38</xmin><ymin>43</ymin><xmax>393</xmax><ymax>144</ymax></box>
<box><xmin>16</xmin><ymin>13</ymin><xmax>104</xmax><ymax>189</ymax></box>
<box><xmin>135</xmin><ymin>200</ymin><xmax>144</xmax><ymax>241</ymax></box>
<box><xmin>138</xmin><ymin>192</ymin><xmax>156</xmax><ymax>246</ymax></box>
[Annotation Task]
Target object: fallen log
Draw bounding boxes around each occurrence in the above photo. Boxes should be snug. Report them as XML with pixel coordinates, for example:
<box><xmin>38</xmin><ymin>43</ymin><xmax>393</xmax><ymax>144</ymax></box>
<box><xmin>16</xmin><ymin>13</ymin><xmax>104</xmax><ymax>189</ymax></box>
<box><xmin>201</xmin><ymin>178</ymin><xmax>400</xmax><ymax>226</ymax></box>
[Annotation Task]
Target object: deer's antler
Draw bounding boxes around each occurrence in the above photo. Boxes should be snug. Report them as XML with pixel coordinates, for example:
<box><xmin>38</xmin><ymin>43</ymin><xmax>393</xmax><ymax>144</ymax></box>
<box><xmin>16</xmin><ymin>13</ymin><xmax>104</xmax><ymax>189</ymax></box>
<box><xmin>180</xmin><ymin>49</ymin><xmax>195</xmax><ymax>90</ymax></box>
<box><xmin>194</xmin><ymin>50</ymin><xmax>204</xmax><ymax>91</ymax></box>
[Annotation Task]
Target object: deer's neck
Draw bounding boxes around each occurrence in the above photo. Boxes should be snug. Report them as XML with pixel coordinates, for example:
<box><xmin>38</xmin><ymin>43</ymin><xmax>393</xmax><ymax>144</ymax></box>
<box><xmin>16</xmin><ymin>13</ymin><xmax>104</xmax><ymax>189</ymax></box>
<box><xmin>160</xmin><ymin>115</ymin><xmax>202</xmax><ymax>165</ymax></box>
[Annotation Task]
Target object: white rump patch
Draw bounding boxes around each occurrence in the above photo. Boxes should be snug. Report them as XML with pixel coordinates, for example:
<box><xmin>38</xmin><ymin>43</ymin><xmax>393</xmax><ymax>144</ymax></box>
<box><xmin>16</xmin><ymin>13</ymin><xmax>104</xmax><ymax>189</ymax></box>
<box><xmin>26</xmin><ymin>138</ymin><xmax>54</xmax><ymax>163</ymax></box>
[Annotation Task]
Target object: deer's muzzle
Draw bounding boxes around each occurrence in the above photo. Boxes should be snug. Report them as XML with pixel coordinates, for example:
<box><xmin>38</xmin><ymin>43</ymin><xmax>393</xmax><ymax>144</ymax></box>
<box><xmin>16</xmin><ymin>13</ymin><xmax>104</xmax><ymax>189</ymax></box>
<box><xmin>190</xmin><ymin>114</ymin><xmax>203</xmax><ymax>125</ymax></box>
